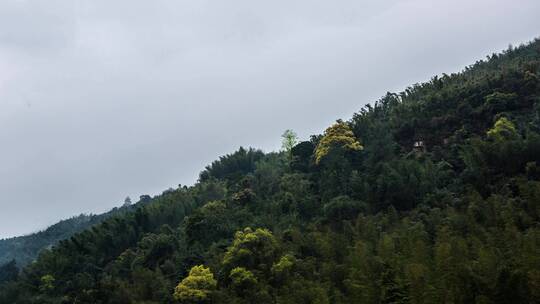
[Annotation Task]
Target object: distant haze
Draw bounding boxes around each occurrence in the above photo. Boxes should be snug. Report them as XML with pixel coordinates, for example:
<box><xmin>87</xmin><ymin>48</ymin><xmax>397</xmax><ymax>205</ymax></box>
<box><xmin>1</xmin><ymin>0</ymin><xmax>539</xmax><ymax>238</ymax></box>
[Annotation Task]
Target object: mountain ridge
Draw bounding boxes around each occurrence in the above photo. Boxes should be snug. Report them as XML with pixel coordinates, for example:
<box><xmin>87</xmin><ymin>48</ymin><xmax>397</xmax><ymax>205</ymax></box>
<box><xmin>0</xmin><ymin>196</ymin><xmax>152</xmax><ymax>268</ymax></box>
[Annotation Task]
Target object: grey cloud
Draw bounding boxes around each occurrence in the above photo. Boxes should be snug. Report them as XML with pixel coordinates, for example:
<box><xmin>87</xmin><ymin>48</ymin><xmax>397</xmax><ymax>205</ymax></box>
<box><xmin>1</xmin><ymin>0</ymin><xmax>539</xmax><ymax>237</ymax></box>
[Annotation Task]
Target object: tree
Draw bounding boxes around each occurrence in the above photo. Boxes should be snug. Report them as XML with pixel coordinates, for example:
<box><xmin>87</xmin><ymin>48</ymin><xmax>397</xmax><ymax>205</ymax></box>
<box><xmin>184</xmin><ymin>201</ymin><xmax>235</xmax><ymax>245</ymax></box>
<box><xmin>315</xmin><ymin>120</ymin><xmax>362</xmax><ymax>164</ymax></box>
<box><xmin>484</xmin><ymin>92</ymin><xmax>517</xmax><ymax>114</ymax></box>
<box><xmin>222</xmin><ymin>227</ymin><xmax>279</xmax><ymax>273</ymax></box>
<box><xmin>282</xmin><ymin>129</ymin><xmax>298</xmax><ymax>164</ymax></box>
<box><xmin>315</xmin><ymin>121</ymin><xmax>363</xmax><ymax>199</ymax></box>
<box><xmin>323</xmin><ymin>196</ymin><xmax>365</xmax><ymax>227</ymax></box>
<box><xmin>123</xmin><ymin>196</ymin><xmax>132</xmax><ymax>207</ymax></box>
<box><xmin>199</xmin><ymin>147</ymin><xmax>265</xmax><ymax>183</ymax></box>
<box><xmin>39</xmin><ymin>274</ymin><xmax>55</xmax><ymax>294</ymax></box>
<box><xmin>281</xmin><ymin>129</ymin><xmax>298</xmax><ymax>153</ymax></box>
<box><xmin>174</xmin><ymin>265</ymin><xmax>217</xmax><ymax>304</ymax></box>
<box><xmin>380</xmin><ymin>265</ymin><xmax>409</xmax><ymax>304</ymax></box>
<box><xmin>290</xmin><ymin>141</ymin><xmax>315</xmax><ymax>172</ymax></box>
<box><xmin>271</xmin><ymin>254</ymin><xmax>295</xmax><ymax>283</ymax></box>
<box><xmin>487</xmin><ymin>117</ymin><xmax>518</xmax><ymax>141</ymax></box>
<box><xmin>229</xmin><ymin>267</ymin><xmax>258</xmax><ymax>296</ymax></box>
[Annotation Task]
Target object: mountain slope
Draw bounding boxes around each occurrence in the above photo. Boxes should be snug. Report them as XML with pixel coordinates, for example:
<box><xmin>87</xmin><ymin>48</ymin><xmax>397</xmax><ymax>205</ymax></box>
<box><xmin>1</xmin><ymin>39</ymin><xmax>540</xmax><ymax>304</ymax></box>
<box><xmin>0</xmin><ymin>199</ymin><xmax>148</xmax><ymax>268</ymax></box>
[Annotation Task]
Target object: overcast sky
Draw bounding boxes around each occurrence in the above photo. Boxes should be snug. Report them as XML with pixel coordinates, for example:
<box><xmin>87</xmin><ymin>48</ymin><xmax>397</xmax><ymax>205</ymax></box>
<box><xmin>0</xmin><ymin>0</ymin><xmax>539</xmax><ymax>238</ymax></box>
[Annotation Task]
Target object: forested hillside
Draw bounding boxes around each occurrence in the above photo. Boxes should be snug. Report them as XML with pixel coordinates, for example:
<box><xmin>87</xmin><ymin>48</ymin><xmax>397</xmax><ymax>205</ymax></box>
<box><xmin>1</xmin><ymin>39</ymin><xmax>540</xmax><ymax>303</ymax></box>
<box><xmin>0</xmin><ymin>198</ymin><xmax>146</xmax><ymax>268</ymax></box>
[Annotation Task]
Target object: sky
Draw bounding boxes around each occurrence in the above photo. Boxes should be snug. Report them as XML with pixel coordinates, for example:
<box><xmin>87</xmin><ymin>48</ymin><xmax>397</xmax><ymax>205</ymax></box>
<box><xmin>0</xmin><ymin>0</ymin><xmax>539</xmax><ymax>238</ymax></box>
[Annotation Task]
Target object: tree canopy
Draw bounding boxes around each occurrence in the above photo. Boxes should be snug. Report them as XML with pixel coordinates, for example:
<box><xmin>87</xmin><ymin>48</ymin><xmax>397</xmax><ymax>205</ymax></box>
<box><xmin>174</xmin><ymin>265</ymin><xmax>217</xmax><ymax>303</ymax></box>
<box><xmin>315</xmin><ymin>120</ymin><xmax>363</xmax><ymax>164</ymax></box>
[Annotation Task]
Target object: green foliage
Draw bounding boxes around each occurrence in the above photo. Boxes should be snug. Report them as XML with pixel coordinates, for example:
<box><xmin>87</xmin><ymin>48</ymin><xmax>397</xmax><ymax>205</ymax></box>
<box><xmin>229</xmin><ymin>267</ymin><xmax>257</xmax><ymax>294</ymax></box>
<box><xmin>281</xmin><ymin>129</ymin><xmax>298</xmax><ymax>165</ymax></box>
<box><xmin>184</xmin><ymin>201</ymin><xmax>235</xmax><ymax>245</ymax></box>
<box><xmin>222</xmin><ymin>228</ymin><xmax>279</xmax><ymax>273</ymax></box>
<box><xmin>271</xmin><ymin>254</ymin><xmax>295</xmax><ymax>283</ymax></box>
<box><xmin>484</xmin><ymin>92</ymin><xmax>518</xmax><ymax>113</ymax></box>
<box><xmin>232</xmin><ymin>188</ymin><xmax>256</xmax><ymax>206</ymax></box>
<box><xmin>315</xmin><ymin>120</ymin><xmax>363</xmax><ymax>164</ymax></box>
<box><xmin>368</xmin><ymin>159</ymin><xmax>451</xmax><ymax>211</ymax></box>
<box><xmin>0</xmin><ymin>202</ymin><xmax>138</xmax><ymax>267</ymax></box>
<box><xmin>323</xmin><ymin>196</ymin><xmax>365</xmax><ymax>225</ymax></box>
<box><xmin>487</xmin><ymin>117</ymin><xmax>518</xmax><ymax>141</ymax></box>
<box><xmin>199</xmin><ymin>147</ymin><xmax>264</xmax><ymax>184</ymax></box>
<box><xmin>278</xmin><ymin>173</ymin><xmax>318</xmax><ymax>218</ymax></box>
<box><xmin>39</xmin><ymin>274</ymin><xmax>55</xmax><ymax>294</ymax></box>
<box><xmin>290</xmin><ymin>140</ymin><xmax>315</xmax><ymax>172</ymax></box>
<box><xmin>174</xmin><ymin>265</ymin><xmax>217</xmax><ymax>303</ymax></box>
<box><xmin>0</xmin><ymin>260</ymin><xmax>17</xmax><ymax>285</ymax></box>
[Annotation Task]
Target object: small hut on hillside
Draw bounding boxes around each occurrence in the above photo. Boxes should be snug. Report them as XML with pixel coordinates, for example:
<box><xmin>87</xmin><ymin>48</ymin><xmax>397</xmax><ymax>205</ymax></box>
<box><xmin>413</xmin><ymin>139</ymin><xmax>426</xmax><ymax>152</ymax></box>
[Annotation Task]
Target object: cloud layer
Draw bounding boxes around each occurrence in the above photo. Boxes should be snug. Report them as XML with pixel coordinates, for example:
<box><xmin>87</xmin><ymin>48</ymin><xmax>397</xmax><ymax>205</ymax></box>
<box><xmin>1</xmin><ymin>0</ymin><xmax>539</xmax><ymax>238</ymax></box>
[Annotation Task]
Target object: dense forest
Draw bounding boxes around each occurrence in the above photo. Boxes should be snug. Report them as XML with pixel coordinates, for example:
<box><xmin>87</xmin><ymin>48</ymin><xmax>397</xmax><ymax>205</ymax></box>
<box><xmin>1</xmin><ymin>39</ymin><xmax>540</xmax><ymax>303</ymax></box>
<box><xmin>0</xmin><ymin>198</ymin><xmax>145</xmax><ymax>268</ymax></box>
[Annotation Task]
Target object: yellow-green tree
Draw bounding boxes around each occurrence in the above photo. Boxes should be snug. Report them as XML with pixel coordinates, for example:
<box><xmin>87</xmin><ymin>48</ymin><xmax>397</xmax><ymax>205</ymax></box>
<box><xmin>487</xmin><ymin>117</ymin><xmax>518</xmax><ymax>141</ymax></box>
<box><xmin>222</xmin><ymin>227</ymin><xmax>279</xmax><ymax>272</ymax></box>
<box><xmin>271</xmin><ymin>254</ymin><xmax>295</xmax><ymax>283</ymax></box>
<box><xmin>315</xmin><ymin>121</ymin><xmax>362</xmax><ymax>164</ymax></box>
<box><xmin>39</xmin><ymin>274</ymin><xmax>55</xmax><ymax>294</ymax></box>
<box><xmin>173</xmin><ymin>265</ymin><xmax>217</xmax><ymax>303</ymax></box>
<box><xmin>229</xmin><ymin>267</ymin><xmax>257</xmax><ymax>296</ymax></box>
<box><xmin>281</xmin><ymin>129</ymin><xmax>298</xmax><ymax>152</ymax></box>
